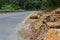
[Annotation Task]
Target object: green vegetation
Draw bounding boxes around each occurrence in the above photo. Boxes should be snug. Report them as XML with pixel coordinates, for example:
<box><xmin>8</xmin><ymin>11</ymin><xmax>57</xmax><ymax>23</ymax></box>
<box><xmin>0</xmin><ymin>0</ymin><xmax>60</xmax><ymax>11</ymax></box>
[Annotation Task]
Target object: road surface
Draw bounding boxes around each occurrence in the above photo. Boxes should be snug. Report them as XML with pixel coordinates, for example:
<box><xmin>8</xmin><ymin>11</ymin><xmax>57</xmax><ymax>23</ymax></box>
<box><xmin>0</xmin><ymin>11</ymin><xmax>40</xmax><ymax>40</ymax></box>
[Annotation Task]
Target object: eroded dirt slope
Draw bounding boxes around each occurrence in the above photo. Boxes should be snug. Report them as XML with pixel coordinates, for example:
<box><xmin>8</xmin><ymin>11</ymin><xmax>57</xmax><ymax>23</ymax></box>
<box><xmin>18</xmin><ymin>8</ymin><xmax>60</xmax><ymax>40</ymax></box>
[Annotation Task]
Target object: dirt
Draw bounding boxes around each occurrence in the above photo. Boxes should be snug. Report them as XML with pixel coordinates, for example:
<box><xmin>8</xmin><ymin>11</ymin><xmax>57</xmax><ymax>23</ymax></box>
<box><xmin>18</xmin><ymin>8</ymin><xmax>60</xmax><ymax>40</ymax></box>
<box><xmin>44</xmin><ymin>29</ymin><xmax>60</xmax><ymax>40</ymax></box>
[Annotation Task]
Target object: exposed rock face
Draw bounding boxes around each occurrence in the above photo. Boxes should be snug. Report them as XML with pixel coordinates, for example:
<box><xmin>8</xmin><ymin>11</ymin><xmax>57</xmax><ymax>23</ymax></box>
<box><xmin>44</xmin><ymin>29</ymin><xmax>60</xmax><ymax>40</ymax></box>
<box><xmin>29</xmin><ymin>8</ymin><xmax>60</xmax><ymax>40</ymax></box>
<box><xmin>17</xmin><ymin>8</ymin><xmax>60</xmax><ymax>40</ymax></box>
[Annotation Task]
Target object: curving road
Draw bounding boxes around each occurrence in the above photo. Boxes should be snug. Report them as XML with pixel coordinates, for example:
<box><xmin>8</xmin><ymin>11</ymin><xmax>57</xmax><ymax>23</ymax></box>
<box><xmin>0</xmin><ymin>11</ymin><xmax>40</xmax><ymax>40</ymax></box>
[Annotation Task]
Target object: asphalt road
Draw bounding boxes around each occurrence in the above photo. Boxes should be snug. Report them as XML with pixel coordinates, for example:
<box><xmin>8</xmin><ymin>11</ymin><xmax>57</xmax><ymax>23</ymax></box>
<box><xmin>0</xmin><ymin>11</ymin><xmax>40</xmax><ymax>40</ymax></box>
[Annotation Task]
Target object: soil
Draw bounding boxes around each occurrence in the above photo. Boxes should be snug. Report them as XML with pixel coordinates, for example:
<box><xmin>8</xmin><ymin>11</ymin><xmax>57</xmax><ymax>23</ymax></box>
<box><xmin>18</xmin><ymin>8</ymin><xmax>60</xmax><ymax>40</ymax></box>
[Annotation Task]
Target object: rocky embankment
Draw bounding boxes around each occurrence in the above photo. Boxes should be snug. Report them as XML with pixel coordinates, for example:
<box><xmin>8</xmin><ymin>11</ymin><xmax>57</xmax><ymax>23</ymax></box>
<box><xmin>18</xmin><ymin>8</ymin><xmax>60</xmax><ymax>40</ymax></box>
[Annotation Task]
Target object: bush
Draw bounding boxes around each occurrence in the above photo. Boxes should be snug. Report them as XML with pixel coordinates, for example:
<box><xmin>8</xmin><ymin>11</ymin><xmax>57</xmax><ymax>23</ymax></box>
<box><xmin>0</xmin><ymin>0</ymin><xmax>60</xmax><ymax>11</ymax></box>
<box><xmin>1</xmin><ymin>4</ymin><xmax>20</xmax><ymax>10</ymax></box>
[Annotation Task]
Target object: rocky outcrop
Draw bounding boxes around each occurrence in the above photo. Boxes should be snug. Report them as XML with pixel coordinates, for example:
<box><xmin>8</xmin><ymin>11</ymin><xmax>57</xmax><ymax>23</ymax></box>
<box><xmin>29</xmin><ymin>8</ymin><xmax>60</xmax><ymax>40</ymax></box>
<box><xmin>17</xmin><ymin>8</ymin><xmax>60</xmax><ymax>40</ymax></box>
<box><xmin>44</xmin><ymin>29</ymin><xmax>60</xmax><ymax>40</ymax></box>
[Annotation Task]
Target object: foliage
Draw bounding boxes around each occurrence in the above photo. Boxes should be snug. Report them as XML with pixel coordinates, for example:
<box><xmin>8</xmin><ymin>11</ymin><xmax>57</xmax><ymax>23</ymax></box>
<box><xmin>1</xmin><ymin>4</ymin><xmax>20</xmax><ymax>10</ymax></box>
<box><xmin>0</xmin><ymin>0</ymin><xmax>60</xmax><ymax>11</ymax></box>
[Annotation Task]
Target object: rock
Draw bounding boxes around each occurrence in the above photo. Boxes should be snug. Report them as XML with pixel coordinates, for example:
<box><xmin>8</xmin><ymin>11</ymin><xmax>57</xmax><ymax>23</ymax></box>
<box><xmin>44</xmin><ymin>29</ymin><xmax>60</xmax><ymax>40</ymax></box>
<box><xmin>17</xmin><ymin>8</ymin><xmax>60</xmax><ymax>40</ymax></box>
<box><xmin>47</xmin><ymin>21</ymin><xmax>60</xmax><ymax>28</ymax></box>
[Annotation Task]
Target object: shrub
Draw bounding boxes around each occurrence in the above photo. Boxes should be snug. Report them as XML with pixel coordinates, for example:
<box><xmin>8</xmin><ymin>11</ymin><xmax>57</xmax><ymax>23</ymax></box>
<box><xmin>1</xmin><ymin>4</ymin><xmax>20</xmax><ymax>10</ymax></box>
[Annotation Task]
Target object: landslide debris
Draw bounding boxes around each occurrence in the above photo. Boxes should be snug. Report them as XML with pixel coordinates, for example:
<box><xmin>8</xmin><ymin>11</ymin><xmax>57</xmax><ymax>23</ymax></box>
<box><xmin>29</xmin><ymin>8</ymin><xmax>60</xmax><ymax>40</ymax></box>
<box><xmin>18</xmin><ymin>8</ymin><xmax>60</xmax><ymax>40</ymax></box>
